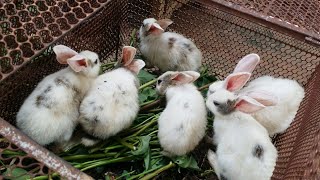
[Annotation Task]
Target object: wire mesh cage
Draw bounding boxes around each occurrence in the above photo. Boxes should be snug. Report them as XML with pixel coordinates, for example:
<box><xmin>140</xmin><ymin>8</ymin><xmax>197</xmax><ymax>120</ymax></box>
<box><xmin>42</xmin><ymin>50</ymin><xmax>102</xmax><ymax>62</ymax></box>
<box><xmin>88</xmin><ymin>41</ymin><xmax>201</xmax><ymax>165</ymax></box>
<box><xmin>0</xmin><ymin>0</ymin><xmax>319</xmax><ymax>179</ymax></box>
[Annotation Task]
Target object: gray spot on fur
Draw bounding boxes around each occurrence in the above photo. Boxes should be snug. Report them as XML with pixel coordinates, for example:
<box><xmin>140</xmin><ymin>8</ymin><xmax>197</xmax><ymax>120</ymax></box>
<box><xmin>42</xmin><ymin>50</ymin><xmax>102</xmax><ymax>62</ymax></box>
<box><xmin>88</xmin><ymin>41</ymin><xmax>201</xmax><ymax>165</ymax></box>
<box><xmin>184</xmin><ymin>102</ymin><xmax>189</xmax><ymax>108</ymax></box>
<box><xmin>168</xmin><ymin>37</ymin><xmax>176</xmax><ymax>48</ymax></box>
<box><xmin>176</xmin><ymin>124</ymin><xmax>184</xmax><ymax>132</ymax></box>
<box><xmin>183</xmin><ymin>43</ymin><xmax>193</xmax><ymax>52</ymax></box>
<box><xmin>44</xmin><ymin>86</ymin><xmax>52</xmax><ymax>93</ymax></box>
<box><xmin>158</xmin><ymin>75</ymin><xmax>172</xmax><ymax>95</ymax></box>
<box><xmin>253</xmin><ymin>144</ymin><xmax>264</xmax><ymax>159</ymax></box>
<box><xmin>220</xmin><ymin>174</ymin><xmax>228</xmax><ymax>180</ymax></box>
<box><xmin>89</xmin><ymin>101</ymin><xmax>95</xmax><ymax>105</ymax></box>
<box><xmin>55</xmin><ymin>77</ymin><xmax>80</xmax><ymax>96</ymax></box>
<box><xmin>35</xmin><ymin>85</ymin><xmax>54</xmax><ymax>108</ymax></box>
<box><xmin>217</xmin><ymin>100</ymin><xmax>236</xmax><ymax>115</ymax></box>
<box><xmin>99</xmin><ymin>106</ymin><xmax>103</xmax><ymax>111</ymax></box>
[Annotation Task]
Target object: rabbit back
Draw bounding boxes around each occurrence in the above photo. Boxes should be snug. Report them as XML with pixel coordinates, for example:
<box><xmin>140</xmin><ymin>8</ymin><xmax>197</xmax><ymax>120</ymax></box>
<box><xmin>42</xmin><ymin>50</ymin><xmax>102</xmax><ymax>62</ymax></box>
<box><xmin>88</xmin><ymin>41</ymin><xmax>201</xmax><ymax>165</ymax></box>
<box><xmin>158</xmin><ymin>84</ymin><xmax>207</xmax><ymax>155</ymax></box>
<box><xmin>79</xmin><ymin>68</ymin><xmax>139</xmax><ymax>139</ymax></box>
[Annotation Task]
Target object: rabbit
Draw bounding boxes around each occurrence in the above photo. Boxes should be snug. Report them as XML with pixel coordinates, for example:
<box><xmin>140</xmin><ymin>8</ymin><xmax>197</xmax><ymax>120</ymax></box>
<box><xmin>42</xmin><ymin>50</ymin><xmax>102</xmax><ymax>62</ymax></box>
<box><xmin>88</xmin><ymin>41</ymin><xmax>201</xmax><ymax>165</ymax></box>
<box><xmin>208</xmin><ymin>53</ymin><xmax>305</xmax><ymax>136</ymax></box>
<box><xmin>139</xmin><ymin>18</ymin><xmax>202</xmax><ymax>72</ymax></box>
<box><xmin>79</xmin><ymin>46</ymin><xmax>145</xmax><ymax>146</ymax></box>
<box><xmin>16</xmin><ymin>45</ymin><xmax>101</xmax><ymax>146</ymax></box>
<box><xmin>239</xmin><ymin>76</ymin><xmax>305</xmax><ymax>136</ymax></box>
<box><xmin>206</xmin><ymin>75</ymin><xmax>278</xmax><ymax>180</ymax></box>
<box><xmin>156</xmin><ymin>71</ymin><xmax>207</xmax><ymax>156</ymax></box>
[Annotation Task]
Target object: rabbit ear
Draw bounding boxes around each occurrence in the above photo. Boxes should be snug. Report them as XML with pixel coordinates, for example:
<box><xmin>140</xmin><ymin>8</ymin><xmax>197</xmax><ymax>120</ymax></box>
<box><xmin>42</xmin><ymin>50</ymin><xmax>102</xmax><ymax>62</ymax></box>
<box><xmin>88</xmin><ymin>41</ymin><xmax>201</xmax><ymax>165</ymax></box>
<box><xmin>183</xmin><ymin>71</ymin><xmax>200</xmax><ymax>82</ymax></box>
<box><xmin>244</xmin><ymin>91</ymin><xmax>279</xmax><ymax>106</ymax></box>
<box><xmin>157</xmin><ymin>19</ymin><xmax>173</xmax><ymax>30</ymax></box>
<box><xmin>147</xmin><ymin>23</ymin><xmax>164</xmax><ymax>35</ymax></box>
<box><xmin>235</xmin><ymin>95</ymin><xmax>266</xmax><ymax>113</ymax></box>
<box><xmin>224</xmin><ymin>72</ymin><xmax>251</xmax><ymax>92</ymax></box>
<box><xmin>171</xmin><ymin>72</ymin><xmax>194</xmax><ymax>85</ymax></box>
<box><xmin>53</xmin><ymin>45</ymin><xmax>78</xmax><ymax>64</ymax></box>
<box><xmin>120</xmin><ymin>46</ymin><xmax>136</xmax><ymax>66</ymax></box>
<box><xmin>233</xmin><ymin>53</ymin><xmax>260</xmax><ymax>73</ymax></box>
<box><xmin>67</xmin><ymin>54</ymin><xmax>88</xmax><ymax>72</ymax></box>
<box><xmin>127</xmin><ymin>59</ymin><xmax>145</xmax><ymax>74</ymax></box>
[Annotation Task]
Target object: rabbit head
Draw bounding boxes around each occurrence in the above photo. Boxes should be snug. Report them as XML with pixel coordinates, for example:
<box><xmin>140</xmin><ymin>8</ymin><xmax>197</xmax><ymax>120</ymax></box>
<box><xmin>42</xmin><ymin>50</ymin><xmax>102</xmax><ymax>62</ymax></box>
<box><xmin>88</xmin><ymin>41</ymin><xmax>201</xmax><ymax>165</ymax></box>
<box><xmin>208</xmin><ymin>53</ymin><xmax>260</xmax><ymax>96</ymax></box>
<box><xmin>53</xmin><ymin>45</ymin><xmax>100</xmax><ymax>78</ymax></box>
<box><xmin>116</xmin><ymin>46</ymin><xmax>145</xmax><ymax>74</ymax></box>
<box><xmin>156</xmin><ymin>71</ymin><xmax>200</xmax><ymax>95</ymax></box>
<box><xmin>206</xmin><ymin>73</ymin><xmax>278</xmax><ymax>117</ymax></box>
<box><xmin>139</xmin><ymin>18</ymin><xmax>173</xmax><ymax>39</ymax></box>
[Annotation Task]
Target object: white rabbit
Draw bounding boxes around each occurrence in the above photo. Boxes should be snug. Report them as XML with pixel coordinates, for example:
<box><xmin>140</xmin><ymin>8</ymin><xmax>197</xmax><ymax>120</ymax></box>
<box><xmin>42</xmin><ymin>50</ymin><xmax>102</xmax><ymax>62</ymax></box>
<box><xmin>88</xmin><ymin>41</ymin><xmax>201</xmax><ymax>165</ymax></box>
<box><xmin>156</xmin><ymin>71</ymin><xmax>207</xmax><ymax>156</ymax></box>
<box><xmin>208</xmin><ymin>53</ymin><xmax>305</xmax><ymax>136</ymax></box>
<box><xmin>139</xmin><ymin>18</ymin><xmax>202</xmax><ymax>72</ymax></box>
<box><xmin>79</xmin><ymin>46</ymin><xmax>145</xmax><ymax>146</ymax></box>
<box><xmin>239</xmin><ymin>76</ymin><xmax>305</xmax><ymax>136</ymax></box>
<box><xmin>206</xmin><ymin>76</ymin><xmax>278</xmax><ymax>180</ymax></box>
<box><xmin>16</xmin><ymin>45</ymin><xmax>100</xmax><ymax>146</ymax></box>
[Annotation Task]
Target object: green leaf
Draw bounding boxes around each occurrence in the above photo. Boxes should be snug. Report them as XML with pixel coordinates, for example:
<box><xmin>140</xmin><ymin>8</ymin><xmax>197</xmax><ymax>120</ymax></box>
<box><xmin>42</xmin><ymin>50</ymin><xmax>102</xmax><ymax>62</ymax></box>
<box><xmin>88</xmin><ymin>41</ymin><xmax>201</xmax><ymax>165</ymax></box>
<box><xmin>173</xmin><ymin>155</ymin><xmax>201</xmax><ymax>171</ymax></box>
<box><xmin>120</xmin><ymin>170</ymin><xmax>131</xmax><ymax>179</ymax></box>
<box><xmin>139</xmin><ymin>93</ymin><xmax>148</xmax><ymax>104</ymax></box>
<box><xmin>138</xmin><ymin>70</ymin><xmax>156</xmax><ymax>85</ymax></box>
<box><xmin>139</xmin><ymin>87</ymin><xmax>158</xmax><ymax>104</ymax></box>
<box><xmin>144</xmin><ymin>148</ymin><xmax>151</xmax><ymax>170</ymax></box>
<box><xmin>3</xmin><ymin>167</ymin><xmax>31</xmax><ymax>180</ymax></box>
<box><xmin>131</xmin><ymin>135</ymin><xmax>151</xmax><ymax>156</ymax></box>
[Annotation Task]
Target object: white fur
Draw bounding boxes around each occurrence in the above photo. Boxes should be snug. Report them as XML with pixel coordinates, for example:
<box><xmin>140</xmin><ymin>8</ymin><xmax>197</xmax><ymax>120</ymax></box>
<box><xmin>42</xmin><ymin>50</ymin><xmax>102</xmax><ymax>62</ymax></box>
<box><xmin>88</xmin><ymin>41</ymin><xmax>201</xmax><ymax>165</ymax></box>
<box><xmin>239</xmin><ymin>76</ymin><xmax>305</xmax><ymax>136</ymax></box>
<box><xmin>16</xmin><ymin>51</ymin><xmax>100</xmax><ymax>145</ymax></box>
<box><xmin>79</xmin><ymin>68</ymin><xmax>140</xmax><ymax>140</ymax></box>
<box><xmin>157</xmin><ymin>73</ymin><xmax>207</xmax><ymax>156</ymax></box>
<box><xmin>139</xmin><ymin>18</ymin><xmax>202</xmax><ymax>71</ymax></box>
<box><xmin>206</xmin><ymin>91</ymin><xmax>277</xmax><ymax>180</ymax></box>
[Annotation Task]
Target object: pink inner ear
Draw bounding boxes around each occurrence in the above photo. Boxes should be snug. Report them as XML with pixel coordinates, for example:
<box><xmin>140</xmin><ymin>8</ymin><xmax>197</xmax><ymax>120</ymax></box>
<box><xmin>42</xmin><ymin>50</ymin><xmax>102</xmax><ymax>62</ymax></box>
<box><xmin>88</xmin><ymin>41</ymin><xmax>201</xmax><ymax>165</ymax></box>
<box><xmin>53</xmin><ymin>45</ymin><xmax>78</xmax><ymax>64</ymax></box>
<box><xmin>233</xmin><ymin>53</ymin><xmax>260</xmax><ymax>73</ymax></box>
<box><xmin>224</xmin><ymin>72</ymin><xmax>251</xmax><ymax>92</ymax></box>
<box><xmin>149</xmin><ymin>23</ymin><xmax>164</xmax><ymax>35</ymax></box>
<box><xmin>121</xmin><ymin>46</ymin><xmax>136</xmax><ymax>66</ymax></box>
<box><xmin>235</xmin><ymin>96</ymin><xmax>265</xmax><ymax>113</ymax></box>
<box><xmin>245</xmin><ymin>91</ymin><xmax>278</xmax><ymax>106</ymax></box>
<box><xmin>171</xmin><ymin>73</ymin><xmax>193</xmax><ymax>85</ymax></box>
<box><xmin>67</xmin><ymin>54</ymin><xmax>87</xmax><ymax>72</ymax></box>
<box><xmin>157</xmin><ymin>19</ymin><xmax>173</xmax><ymax>30</ymax></box>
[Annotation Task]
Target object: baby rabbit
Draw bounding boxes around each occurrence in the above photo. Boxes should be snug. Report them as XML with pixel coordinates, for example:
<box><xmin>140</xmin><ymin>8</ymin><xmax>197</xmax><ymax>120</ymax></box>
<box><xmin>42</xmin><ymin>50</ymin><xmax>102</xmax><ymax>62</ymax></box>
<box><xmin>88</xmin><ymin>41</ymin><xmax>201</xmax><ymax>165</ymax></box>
<box><xmin>139</xmin><ymin>18</ymin><xmax>202</xmax><ymax>72</ymax></box>
<box><xmin>206</xmin><ymin>74</ymin><xmax>278</xmax><ymax>180</ymax></box>
<box><xmin>156</xmin><ymin>71</ymin><xmax>207</xmax><ymax>156</ymax></box>
<box><xmin>208</xmin><ymin>54</ymin><xmax>305</xmax><ymax>136</ymax></box>
<box><xmin>79</xmin><ymin>46</ymin><xmax>145</xmax><ymax>146</ymax></box>
<box><xmin>16</xmin><ymin>45</ymin><xmax>100</xmax><ymax>146</ymax></box>
<box><xmin>240</xmin><ymin>76</ymin><xmax>305</xmax><ymax>136</ymax></box>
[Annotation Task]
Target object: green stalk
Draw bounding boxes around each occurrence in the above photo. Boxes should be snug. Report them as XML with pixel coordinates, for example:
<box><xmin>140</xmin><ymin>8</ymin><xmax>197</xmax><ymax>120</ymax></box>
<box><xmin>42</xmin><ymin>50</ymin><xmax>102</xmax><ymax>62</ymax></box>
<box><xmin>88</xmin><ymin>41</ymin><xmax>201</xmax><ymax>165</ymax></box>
<box><xmin>127</xmin><ymin>166</ymin><xmax>163</xmax><ymax>180</ymax></box>
<box><xmin>139</xmin><ymin>79</ymin><xmax>157</xmax><ymax>90</ymax></box>
<box><xmin>2</xmin><ymin>149</ymin><xmax>26</xmax><ymax>156</ymax></box>
<box><xmin>62</xmin><ymin>153</ymin><xmax>117</xmax><ymax>161</ymax></box>
<box><xmin>140</xmin><ymin>162</ymin><xmax>175</xmax><ymax>180</ymax></box>
<box><xmin>30</xmin><ymin>173</ymin><xmax>58</xmax><ymax>180</ymax></box>
<box><xmin>132</xmin><ymin>116</ymin><xmax>158</xmax><ymax>137</ymax></box>
<box><xmin>79</xmin><ymin>156</ymin><xmax>136</xmax><ymax>172</ymax></box>
<box><xmin>130</xmin><ymin>29</ymin><xmax>137</xmax><ymax>46</ymax></box>
<box><xmin>140</xmin><ymin>99</ymin><xmax>157</xmax><ymax>106</ymax></box>
<box><xmin>115</xmin><ymin>137</ymin><xmax>136</xmax><ymax>150</ymax></box>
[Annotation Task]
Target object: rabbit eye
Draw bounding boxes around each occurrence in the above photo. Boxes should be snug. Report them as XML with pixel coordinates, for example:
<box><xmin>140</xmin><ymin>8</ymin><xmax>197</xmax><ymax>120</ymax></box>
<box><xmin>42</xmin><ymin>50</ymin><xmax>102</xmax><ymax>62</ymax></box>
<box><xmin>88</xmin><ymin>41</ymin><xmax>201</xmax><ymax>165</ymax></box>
<box><xmin>157</xmin><ymin>79</ymin><xmax>162</xmax><ymax>84</ymax></box>
<box><xmin>213</xmin><ymin>101</ymin><xmax>220</xmax><ymax>106</ymax></box>
<box><xmin>209</xmin><ymin>90</ymin><xmax>215</xmax><ymax>94</ymax></box>
<box><xmin>94</xmin><ymin>59</ymin><xmax>98</xmax><ymax>64</ymax></box>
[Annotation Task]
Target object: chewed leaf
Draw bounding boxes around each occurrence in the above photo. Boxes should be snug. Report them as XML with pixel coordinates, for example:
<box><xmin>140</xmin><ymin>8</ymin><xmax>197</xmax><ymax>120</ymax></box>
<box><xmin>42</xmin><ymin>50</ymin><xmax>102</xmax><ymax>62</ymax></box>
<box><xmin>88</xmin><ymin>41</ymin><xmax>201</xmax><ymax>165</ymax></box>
<box><xmin>173</xmin><ymin>155</ymin><xmax>201</xmax><ymax>171</ymax></box>
<box><xmin>3</xmin><ymin>167</ymin><xmax>31</xmax><ymax>180</ymax></box>
<box><xmin>138</xmin><ymin>70</ymin><xmax>156</xmax><ymax>84</ymax></box>
<box><xmin>131</xmin><ymin>135</ymin><xmax>151</xmax><ymax>156</ymax></box>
